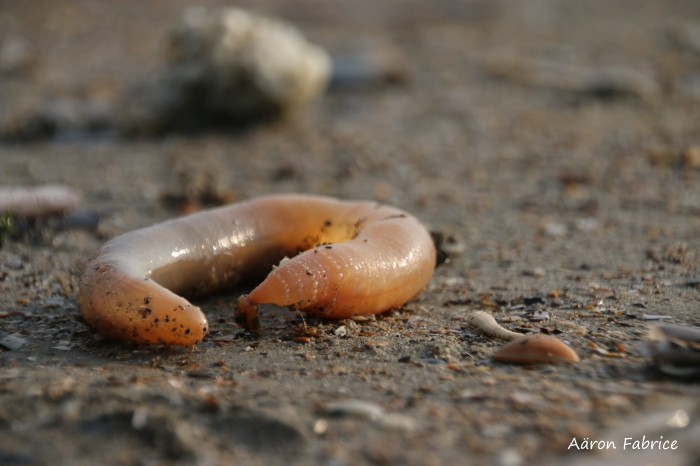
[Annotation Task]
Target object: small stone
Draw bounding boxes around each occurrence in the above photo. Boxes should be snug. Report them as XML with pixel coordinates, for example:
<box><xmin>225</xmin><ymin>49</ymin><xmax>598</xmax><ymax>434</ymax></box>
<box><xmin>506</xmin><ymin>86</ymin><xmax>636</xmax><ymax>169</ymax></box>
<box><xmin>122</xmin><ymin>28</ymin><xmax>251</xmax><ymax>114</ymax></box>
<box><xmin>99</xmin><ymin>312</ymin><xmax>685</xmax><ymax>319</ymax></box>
<box><xmin>0</xmin><ymin>333</ymin><xmax>27</xmax><ymax>351</ymax></box>
<box><xmin>162</xmin><ymin>7</ymin><xmax>331</xmax><ymax>122</ymax></box>
<box><xmin>312</xmin><ymin>419</ymin><xmax>328</xmax><ymax>435</ymax></box>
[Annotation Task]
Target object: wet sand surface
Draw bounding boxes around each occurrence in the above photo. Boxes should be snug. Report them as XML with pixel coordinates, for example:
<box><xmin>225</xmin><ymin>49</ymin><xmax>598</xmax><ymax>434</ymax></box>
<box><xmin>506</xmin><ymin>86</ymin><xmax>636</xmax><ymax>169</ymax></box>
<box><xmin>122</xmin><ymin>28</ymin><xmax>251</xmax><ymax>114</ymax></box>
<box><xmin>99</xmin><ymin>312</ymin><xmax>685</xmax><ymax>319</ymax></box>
<box><xmin>2</xmin><ymin>1</ymin><xmax>700</xmax><ymax>465</ymax></box>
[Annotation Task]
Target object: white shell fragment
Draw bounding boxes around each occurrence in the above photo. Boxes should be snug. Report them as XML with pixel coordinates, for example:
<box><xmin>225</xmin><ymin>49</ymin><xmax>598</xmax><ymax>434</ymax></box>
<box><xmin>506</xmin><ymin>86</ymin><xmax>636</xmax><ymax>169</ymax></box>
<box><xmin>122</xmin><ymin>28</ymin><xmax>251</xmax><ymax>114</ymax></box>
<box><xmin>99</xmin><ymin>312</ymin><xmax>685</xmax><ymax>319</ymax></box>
<box><xmin>164</xmin><ymin>7</ymin><xmax>331</xmax><ymax>119</ymax></box>
<box><xmin>323</xmin><ymin>399</ymin><xmax>384</xmax><ymax>420</ymax></box>
<box><xmin>0</xmin><ymin>333</ymin><xmax>27</xmax><ymax>351</ymax></box>
<box><xmin>466</xmin><ymin>311</ymin><xmax>524</xmax><ymax>341</ymax></box>
<box><xmin>321</xmin><ymin>399</ymin><xmax>417</xmax><ymax>432</ymax></box>
<box><xmin>640</xmin><ymin>325</ymin><xmax>700</xmax><ymax>376</ymax></box>
<box><xmin>0</xmin><ymin>185</ymin><xmax>79</xmax><ymax>218</ymax></box>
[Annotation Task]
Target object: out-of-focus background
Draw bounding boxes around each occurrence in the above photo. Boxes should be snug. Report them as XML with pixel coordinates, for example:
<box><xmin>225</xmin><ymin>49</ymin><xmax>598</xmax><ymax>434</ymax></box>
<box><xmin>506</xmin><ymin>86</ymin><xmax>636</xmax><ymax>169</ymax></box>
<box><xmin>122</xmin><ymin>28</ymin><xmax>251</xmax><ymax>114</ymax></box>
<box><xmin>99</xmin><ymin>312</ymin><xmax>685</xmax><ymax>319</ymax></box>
<box><xmin>1</xmin><ymin>1</ymin><xmax>700</xmax><ymax>465</ymax></box>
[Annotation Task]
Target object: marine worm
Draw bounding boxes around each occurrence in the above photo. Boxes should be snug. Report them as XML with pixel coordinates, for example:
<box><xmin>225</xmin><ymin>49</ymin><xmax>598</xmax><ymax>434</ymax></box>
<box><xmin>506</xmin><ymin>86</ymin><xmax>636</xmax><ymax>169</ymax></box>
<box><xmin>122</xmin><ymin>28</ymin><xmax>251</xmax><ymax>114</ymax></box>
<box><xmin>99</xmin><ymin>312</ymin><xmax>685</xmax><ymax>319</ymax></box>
<box><xmin>466</xmin><ymin>311</ymin><xmax>524</xmax><ymax>341</ymax></box>
<box><xmin>78</xmin><ymin>194</ymin><xmax>436</xmax><ymax>345</ymax></box>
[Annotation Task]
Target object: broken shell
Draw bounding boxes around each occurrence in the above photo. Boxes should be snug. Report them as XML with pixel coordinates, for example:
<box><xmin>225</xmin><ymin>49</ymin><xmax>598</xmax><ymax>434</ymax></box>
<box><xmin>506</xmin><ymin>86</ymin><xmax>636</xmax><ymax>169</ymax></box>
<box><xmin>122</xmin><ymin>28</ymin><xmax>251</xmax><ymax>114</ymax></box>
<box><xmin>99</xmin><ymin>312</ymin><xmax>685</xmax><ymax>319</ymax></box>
<box><xmin>639</xmin><ymin>325</ymin><xmax>700</xmax><ymax>375</ymax></box>
<box><xmin>493</xmin><ymin>334</ymin><xmax>580</xmax><ymax>364</ymax></box>
<box><xmin>466</xmin><ymin>311</ymin><xmax>524</xmax><ymax>341</ymax></box>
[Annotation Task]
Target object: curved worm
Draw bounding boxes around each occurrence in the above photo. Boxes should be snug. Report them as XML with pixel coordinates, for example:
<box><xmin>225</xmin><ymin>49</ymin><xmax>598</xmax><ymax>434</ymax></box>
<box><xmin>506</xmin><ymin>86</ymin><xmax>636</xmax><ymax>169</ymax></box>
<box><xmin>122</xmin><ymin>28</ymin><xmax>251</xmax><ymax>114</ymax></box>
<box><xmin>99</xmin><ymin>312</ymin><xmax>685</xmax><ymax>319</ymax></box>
<box><xmin>466</xmin><ymin>311</ymin><xmax>524</xmax><ymax>342</ymax></box>
<box><xmin>78</xmin><ymin>194</ymin><xmax>436</xmax><ymax>345</ymax></box>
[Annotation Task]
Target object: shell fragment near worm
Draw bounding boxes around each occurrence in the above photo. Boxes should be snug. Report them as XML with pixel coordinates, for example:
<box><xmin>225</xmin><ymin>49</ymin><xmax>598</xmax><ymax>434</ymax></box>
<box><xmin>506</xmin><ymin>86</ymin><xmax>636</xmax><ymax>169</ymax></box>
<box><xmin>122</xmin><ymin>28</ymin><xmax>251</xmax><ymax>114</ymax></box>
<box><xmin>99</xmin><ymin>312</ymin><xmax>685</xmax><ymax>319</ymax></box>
<box><xmin>466</xmin><ymin>311</ymin><xmax>524</xmax><ymax>341</ymax></box>
<box><xmin>465</xmin><ymin>311</ymin><xmax>579</xmax><ymax>364</ymax></box>
<box><xmin>78</xmin><ymin>194</ymin><xmax>436</xmax><ymax>345</ymax></box>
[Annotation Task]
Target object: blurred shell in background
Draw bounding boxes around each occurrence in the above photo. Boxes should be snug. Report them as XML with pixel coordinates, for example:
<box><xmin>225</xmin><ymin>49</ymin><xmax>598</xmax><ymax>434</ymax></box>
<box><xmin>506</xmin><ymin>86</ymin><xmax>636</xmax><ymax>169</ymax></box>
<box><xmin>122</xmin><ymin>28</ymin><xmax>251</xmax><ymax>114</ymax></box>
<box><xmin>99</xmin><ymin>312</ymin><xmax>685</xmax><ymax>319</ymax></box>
<box><xmin>161</xmin><ymin>7</ymin><xmax>331</xmax><ymax>121</ymax></box>
<box><xmin>640</xmin><ymin>325</ymin><xmax>700</xmax><ymax>377</ymax></box>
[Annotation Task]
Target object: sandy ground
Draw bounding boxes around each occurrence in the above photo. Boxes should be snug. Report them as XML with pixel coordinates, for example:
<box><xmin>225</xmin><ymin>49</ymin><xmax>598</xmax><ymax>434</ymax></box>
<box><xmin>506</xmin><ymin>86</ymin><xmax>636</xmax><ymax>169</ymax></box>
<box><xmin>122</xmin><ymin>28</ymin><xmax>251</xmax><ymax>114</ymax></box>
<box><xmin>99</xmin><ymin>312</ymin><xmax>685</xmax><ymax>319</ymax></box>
<box><xmin>2</xmin><ymin>0</ymin><xmax>700</xmax><ymax>465</ymax></box>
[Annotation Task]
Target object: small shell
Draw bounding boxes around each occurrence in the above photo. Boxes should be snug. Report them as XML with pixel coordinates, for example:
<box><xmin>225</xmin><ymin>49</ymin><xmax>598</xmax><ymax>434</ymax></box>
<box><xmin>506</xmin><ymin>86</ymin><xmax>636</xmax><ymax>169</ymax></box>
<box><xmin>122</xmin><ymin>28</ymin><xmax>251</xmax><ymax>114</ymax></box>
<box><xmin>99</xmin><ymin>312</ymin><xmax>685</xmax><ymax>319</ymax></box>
<box><xmin>493</xmin><ymin>334</ymin><xmax>580</xmax><ymax>364</ymax></box>
<box><xmin>466</xmin><ymin>311</ymin><xmax>524</xmax><ymax>342</ymax></box>
<box><xmin>640</xmin><ymin>325</ymin><xmax>700</xmax><ymax>375</ymax></box>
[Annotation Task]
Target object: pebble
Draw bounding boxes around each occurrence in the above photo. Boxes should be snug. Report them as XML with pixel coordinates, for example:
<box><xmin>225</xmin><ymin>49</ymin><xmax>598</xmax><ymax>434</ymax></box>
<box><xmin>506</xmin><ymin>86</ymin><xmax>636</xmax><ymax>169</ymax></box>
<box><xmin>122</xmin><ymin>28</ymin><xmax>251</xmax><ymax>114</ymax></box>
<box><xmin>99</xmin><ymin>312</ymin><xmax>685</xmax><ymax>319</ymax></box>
<box><xmin>0</xmin><ymin>333</ymin><xmax>27</xmax><ymax>351</ymax></box>
<box><xmin>312</xmin><ymin>419</ymin><xmax>328</xmax><ymax>435</ymax></box>
<box><xmin>163</xmin><ymin>7</ymin><xmax>331</xmax><ymax>120</ymax></box>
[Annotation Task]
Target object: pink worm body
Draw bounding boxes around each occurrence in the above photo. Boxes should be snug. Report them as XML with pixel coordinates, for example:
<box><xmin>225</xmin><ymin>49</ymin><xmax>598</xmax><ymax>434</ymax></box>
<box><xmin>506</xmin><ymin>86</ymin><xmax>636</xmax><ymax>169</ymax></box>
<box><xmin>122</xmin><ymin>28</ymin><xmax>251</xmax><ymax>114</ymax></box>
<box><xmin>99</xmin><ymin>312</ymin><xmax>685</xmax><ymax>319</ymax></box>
<box><xmin>78</xmin><ymin>194</ymin><xmax>436</xmax><ymax>345</ymax></box>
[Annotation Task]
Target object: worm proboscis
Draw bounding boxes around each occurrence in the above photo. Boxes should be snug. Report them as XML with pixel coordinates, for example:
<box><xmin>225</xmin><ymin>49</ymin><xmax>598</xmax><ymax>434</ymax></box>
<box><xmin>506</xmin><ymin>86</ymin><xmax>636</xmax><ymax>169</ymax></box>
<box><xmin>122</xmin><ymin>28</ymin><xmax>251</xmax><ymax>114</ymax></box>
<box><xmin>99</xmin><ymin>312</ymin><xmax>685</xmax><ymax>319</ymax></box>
<box><xmin>78</xmin><ymin>194</ymin><xmax>436</xmax><ymax>345</ymax></box>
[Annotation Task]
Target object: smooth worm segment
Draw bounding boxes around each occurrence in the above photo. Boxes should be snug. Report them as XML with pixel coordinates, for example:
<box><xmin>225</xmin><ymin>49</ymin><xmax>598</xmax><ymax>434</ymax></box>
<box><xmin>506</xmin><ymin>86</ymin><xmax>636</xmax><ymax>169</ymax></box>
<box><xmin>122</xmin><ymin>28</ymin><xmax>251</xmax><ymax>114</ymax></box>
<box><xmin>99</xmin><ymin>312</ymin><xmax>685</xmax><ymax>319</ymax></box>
<box><xmin>466</xmin><ymin>311</ymin><xmax>525</xmax><ymax>342</ymax></box>
<box><xmin>78</xmin><ymin>194</ymin><xmax>436</xmax><ymax>345</ymax></box>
